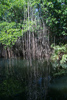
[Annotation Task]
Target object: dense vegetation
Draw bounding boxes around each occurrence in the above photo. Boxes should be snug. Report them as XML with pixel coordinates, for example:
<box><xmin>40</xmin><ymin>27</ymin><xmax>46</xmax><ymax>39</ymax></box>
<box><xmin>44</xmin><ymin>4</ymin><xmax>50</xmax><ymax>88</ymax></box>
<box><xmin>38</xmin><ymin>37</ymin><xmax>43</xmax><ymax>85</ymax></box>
<box><xmin>0</xmin><ymin>0</ymin><xmax>67</xmax><ymax>47</ymax></box>
<box><xmin>0</xmin><ymin>0</ymin><xmax>67</xmax><ymax>63</ymax></box>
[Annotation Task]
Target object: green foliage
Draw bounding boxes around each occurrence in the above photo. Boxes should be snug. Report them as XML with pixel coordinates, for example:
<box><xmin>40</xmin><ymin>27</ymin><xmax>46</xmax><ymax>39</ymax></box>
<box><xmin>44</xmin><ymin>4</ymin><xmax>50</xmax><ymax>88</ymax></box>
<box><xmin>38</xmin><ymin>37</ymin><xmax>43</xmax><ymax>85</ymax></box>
<box><xmin>0</xmin><ymin>0</ymin><xmax>24</xmax><ymax>48</ymax></box>
<box><xmin>41</xmin><ymin>0</ymin><xmax>67</xmax><ymax>39</ymax></box>
<box><xmin>0</xmin><ymin>0</ymin><xmax>67</xmax><ymax>48</ymax></box>
<box><xmin>60</xmin><ymin>54</ymin><xmax>67</xmax><ymax>64</ymax></box>
<box><xmin>51</xmin><ymin>44</ymin><xmax>67</xmax><ymax>69</ymax></box>
<box><xmin>22</xmin><ymin>19</ymin><xmax>42</xmax><ymax>33</ymax></box>
<box><xmin>51</xmin><ymin>44</ymin><xmax>67</xmax><ymax>54</ymax></box>
<box><xmin>22</xmin><ymin>20</ymin><xmax>36</xmax><ymax>33</ymax></box>
<box><xmin>0</xmin><ymin>22</ymin><xmax>22</xmax><ymax>48</ymax></box>
<box><xmin>0</xmin><ymin>0</ymin><xmax>41</xmax><ymax>48</ymax></box>
<box><xmin>0</xmin><ymin>0</ymin><xmax>24</xmax><ymax>22</ymax></box>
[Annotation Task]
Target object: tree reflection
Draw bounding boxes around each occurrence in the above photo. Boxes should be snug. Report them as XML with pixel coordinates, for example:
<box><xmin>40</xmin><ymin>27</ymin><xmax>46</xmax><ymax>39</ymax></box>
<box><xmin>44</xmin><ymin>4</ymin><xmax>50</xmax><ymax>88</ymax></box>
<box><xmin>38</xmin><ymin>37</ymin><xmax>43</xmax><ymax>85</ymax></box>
<box><xmin>0</xmin><ymin>58</ymin><xmax>51</xmax><ymax>100</ymax></box>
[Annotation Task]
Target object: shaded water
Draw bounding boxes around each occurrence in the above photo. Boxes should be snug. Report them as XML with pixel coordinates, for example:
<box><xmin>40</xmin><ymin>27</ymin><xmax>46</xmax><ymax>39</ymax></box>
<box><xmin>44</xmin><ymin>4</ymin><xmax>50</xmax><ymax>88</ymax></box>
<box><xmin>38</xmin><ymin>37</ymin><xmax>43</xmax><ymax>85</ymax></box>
<box><xmin>0</xmin><ymin>58</ymin><xmax>67</xmax><ymax>100</ymax></box>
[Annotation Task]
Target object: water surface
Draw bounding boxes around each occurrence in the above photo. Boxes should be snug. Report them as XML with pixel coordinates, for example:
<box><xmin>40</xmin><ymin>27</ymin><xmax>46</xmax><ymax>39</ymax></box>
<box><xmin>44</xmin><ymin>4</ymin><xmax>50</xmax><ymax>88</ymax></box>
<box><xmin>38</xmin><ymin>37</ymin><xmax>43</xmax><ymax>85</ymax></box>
<box><xmin>0</xmin><ymin>58</ymin><xmax>67</xmax><ymax>100</ymax></box>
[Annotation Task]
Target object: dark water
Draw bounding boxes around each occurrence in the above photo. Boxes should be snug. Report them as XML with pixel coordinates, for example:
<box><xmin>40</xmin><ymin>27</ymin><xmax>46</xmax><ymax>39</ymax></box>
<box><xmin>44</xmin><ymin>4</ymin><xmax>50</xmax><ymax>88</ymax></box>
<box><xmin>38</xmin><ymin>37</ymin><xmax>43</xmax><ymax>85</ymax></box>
<box><xmin>0</xmin><ymin>58</ymin><xmax>67</xmax><ymax>100</ymax></box>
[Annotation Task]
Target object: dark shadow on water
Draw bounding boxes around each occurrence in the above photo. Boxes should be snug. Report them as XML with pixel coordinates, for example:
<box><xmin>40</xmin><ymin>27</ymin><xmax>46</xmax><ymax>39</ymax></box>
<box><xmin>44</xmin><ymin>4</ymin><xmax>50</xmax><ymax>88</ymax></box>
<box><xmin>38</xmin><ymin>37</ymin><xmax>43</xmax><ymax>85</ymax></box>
<box><xmin>0</xmin><ymin>58</ymin><xmax>67</xmax><ymax>100</ymax></box>
<box><xmin>0</xmin><ymin>58</ymin><xmax>50</xmax><ymax>100</ymax></box>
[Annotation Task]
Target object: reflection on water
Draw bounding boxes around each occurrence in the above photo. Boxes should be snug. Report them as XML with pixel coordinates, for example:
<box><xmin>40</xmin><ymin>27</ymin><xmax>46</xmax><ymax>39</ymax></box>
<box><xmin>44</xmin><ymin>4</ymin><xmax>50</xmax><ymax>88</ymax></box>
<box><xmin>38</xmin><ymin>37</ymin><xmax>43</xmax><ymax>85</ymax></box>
<box><xmin>0</xmin><ymin>58</ymin><xmax>50</xmax><ymax>100</ymax></box>
<box><xmin>0</xmin><ymin>58</ymin><xmax>67</xmax><ymax>100</ymax></box>
<box><xmin>46</xmin><ymin>75</ymin><xmax>67</xmax><ymax>100</ymax></box>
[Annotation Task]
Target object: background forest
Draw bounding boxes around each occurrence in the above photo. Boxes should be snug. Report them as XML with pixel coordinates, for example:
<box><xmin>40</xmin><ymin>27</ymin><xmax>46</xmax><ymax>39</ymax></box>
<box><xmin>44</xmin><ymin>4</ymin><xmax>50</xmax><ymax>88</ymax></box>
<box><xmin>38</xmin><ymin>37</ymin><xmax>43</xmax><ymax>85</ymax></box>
<box><xmin>0</xmin><ymin>0</ymin><xmax>67</xmax><ymax>62</ymax></box>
